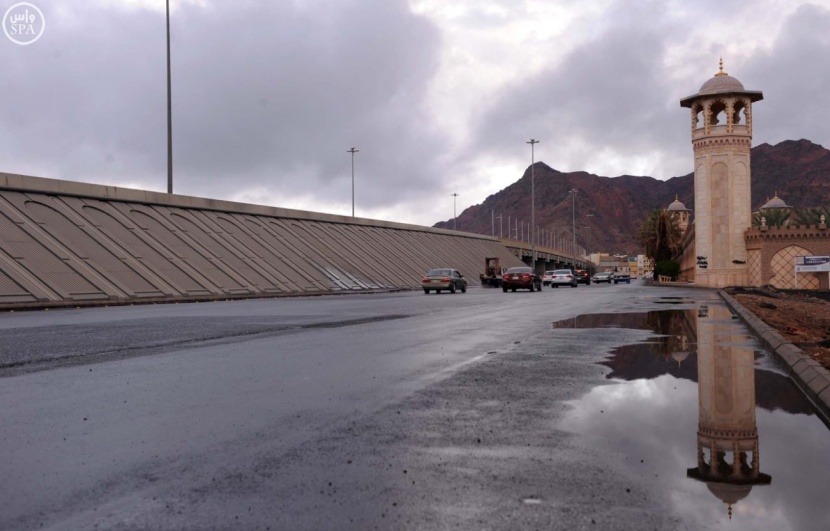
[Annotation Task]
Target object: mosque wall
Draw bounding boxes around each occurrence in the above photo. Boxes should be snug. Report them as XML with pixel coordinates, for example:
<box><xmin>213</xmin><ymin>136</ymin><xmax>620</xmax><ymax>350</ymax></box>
<box><xmin>745</xmin><ymin>225</ymin><xmax>830</xmax><ymax>289</ymax></box>
<box><xmin>677</xmin><ymin>222</ymin><xmax>696</xmax><ymax>282</ymax></box>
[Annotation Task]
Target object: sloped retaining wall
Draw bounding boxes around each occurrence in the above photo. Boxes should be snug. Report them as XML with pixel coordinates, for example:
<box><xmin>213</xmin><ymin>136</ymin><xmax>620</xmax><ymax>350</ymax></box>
<box><xmin>0</xmin><ymin>173</ymin><xmax>523</xmax><ymax>309</ymax></box>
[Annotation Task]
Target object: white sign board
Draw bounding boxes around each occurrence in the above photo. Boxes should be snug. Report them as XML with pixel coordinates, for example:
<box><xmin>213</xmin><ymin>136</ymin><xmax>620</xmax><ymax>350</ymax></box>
<box><xmin>795</xmin><ymin>256</ymin><xmax>830</xmax><ymax>273</ymax></box>
<box><xmin>794</xmin><ymin>256</ymin><xmax>830</xmax><ymax>289</ymax></box>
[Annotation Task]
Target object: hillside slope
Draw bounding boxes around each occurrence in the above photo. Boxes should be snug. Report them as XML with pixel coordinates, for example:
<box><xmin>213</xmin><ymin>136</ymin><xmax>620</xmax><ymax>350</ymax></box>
<box><xmin>435</xmin><ymin>140</ymin><xmax>830</xmax><ymax>255</ymax></box>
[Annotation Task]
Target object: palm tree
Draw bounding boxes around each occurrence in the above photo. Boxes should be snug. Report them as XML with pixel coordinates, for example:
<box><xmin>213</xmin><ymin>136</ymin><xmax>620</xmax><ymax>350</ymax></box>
<box><xmin>793</xmin><ymin>207</ymin><xmax>830</xmax><ymax>227</ymax></box>
<box><xmin>638</xmin><ymin>210</ymin><xmax>682</xmax><ymax>262</ymax></box>
<box><xmin>752</xmin><ymin>208</ymin><xmax>790</xmax><ymax>228</ymax></box>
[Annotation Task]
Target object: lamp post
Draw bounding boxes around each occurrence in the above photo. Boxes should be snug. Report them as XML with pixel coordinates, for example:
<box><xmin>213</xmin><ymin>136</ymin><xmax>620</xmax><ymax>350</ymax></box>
<box><xmin>451</xmin><ymin>193</ymin><xmax>459</xmax><ymax>230</ymax></box>
<box><xmin>527</xmin><ymin>139</ymin><xmax>539</xmax><ymax>270</ymax></box>
<box><xmin>347</xmin><ymin>147</ymin><xmax>358</xmax><ymax>217</ymax></box>
<box><xmin>496</xmin><ymin>214</ymin><xmax>503</xmax><ymax>238</ymax></box>
<box><xmin>569</xmin><ymin>188</ymin><xmax>578</xmax><ymax>257</ymax></box>
<box><xmin>166</xmin><ymin>0</ymin><xmax>173</xmax><ymax>194</ymax></box>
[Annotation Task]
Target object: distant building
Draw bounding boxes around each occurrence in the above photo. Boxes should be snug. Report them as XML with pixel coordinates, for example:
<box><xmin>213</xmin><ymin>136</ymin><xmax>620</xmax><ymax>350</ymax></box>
<box><xmin>667</xmin><ymin>195</ymin><xmax>691</xmax><ymax>233</ymax></box>
<box><xmin>589</xmin><ymin>252</ymin><xmax>651</xmax><ymax>277</ymax></box>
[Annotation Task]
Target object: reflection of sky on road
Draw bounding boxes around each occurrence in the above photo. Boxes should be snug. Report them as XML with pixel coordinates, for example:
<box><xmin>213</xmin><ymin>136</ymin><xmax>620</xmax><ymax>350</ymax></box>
<box><xmin>562</xmin><ymin>372</ymin><xmax>830</xmax><ymax>530</ymax></box>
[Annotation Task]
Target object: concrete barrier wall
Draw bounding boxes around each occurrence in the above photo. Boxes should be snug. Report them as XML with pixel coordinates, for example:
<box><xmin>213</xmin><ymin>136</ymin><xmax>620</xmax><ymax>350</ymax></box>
<box><xmin>0</xmin><ymin>173</ymin><xmax>524</xmax><ymax>308</ymax></box>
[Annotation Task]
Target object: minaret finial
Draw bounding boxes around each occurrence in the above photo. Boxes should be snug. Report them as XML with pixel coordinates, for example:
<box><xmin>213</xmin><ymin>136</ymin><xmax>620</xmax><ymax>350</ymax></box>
<box><xmin>715</xmin><ymin>57</ymin><xmax>728</xmax><ymax>77</ymax></box>
<box><xmin>675</xmin><ymin>194</ymin><xmax>679</xmax><ymax>201</ymax></box>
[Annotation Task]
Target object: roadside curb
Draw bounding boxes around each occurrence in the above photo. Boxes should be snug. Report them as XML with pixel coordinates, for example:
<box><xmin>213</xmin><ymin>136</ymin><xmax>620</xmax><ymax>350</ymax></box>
<box><xmin>0</xmin><ymin>288</ymin><xmax>411</xmax><ymax>313</ymax></box>
<box><xmin>719</xmin><ymin>290</ymin><xmax>830</xmax><ymax>425</ymax></box>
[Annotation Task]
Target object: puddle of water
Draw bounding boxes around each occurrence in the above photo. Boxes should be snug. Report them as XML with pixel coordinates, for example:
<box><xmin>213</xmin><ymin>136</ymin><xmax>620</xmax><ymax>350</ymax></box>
<box><xmin>556</xmin><ymin>303</ymin><xmax>830</xmax><ymax>529</ymax></box>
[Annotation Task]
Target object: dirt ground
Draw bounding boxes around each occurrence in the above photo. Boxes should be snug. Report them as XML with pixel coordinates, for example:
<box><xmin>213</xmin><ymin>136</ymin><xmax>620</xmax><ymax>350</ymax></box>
<box><xmin>727</xmin><ymin>287</ymin><xmax>830</xmax><ymax>370</ymax></box>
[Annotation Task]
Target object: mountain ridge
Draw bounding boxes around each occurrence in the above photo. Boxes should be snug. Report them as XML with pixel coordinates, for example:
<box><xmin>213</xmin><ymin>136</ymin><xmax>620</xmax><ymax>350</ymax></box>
<box><xmin>434</xmin><ymin>139</ymin><xmax>830</xmax><ymax>255</ymax></box>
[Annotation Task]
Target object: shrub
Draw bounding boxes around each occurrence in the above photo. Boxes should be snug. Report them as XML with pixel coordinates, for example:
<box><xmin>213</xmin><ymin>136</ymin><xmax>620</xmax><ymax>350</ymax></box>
<box><xmin>655</xmin><ymin>260</ymin><xmax>680</xmax><ymax>280</ymax></box>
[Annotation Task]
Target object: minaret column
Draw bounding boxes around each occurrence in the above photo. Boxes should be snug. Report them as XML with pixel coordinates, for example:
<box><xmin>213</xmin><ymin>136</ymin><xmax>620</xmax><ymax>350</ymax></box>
<box><xmin>680</xmin><ymin>60</ymin><xmax>763</xmax><ymax>288</ymax></box>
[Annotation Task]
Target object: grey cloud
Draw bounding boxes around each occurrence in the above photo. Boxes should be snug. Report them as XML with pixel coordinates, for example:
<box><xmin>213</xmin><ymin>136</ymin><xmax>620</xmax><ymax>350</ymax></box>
<box><xmin>741</xmin><ymin>3</ymin><xmax>830</xmax><ymax>148</ymax></box>
<box><xmin>469</xmin><ymin>0</ymin><xmax>830</xmax><ymax>182</ymax></box>
<box><xmin>473</xmin><ymin>10</ymin><xmax>689</xmax><ymax>178</ymax></box>
<box><xmin>0</xmin><ymin>0</ymin><xmax>446</xmax><ymax>214</ymax></box>
<box><xmin>3</xmin><ymin>0</ymin><xmax>829</xmax><ymax>227</ymax></box>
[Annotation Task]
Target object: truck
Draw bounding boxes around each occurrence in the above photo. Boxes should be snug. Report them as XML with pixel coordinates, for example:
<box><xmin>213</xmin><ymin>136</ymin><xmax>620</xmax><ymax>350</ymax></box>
<box><xmin>480</xmin><ymin>257</ymin><xmax>507</xmax><ymax>287</ymax></box>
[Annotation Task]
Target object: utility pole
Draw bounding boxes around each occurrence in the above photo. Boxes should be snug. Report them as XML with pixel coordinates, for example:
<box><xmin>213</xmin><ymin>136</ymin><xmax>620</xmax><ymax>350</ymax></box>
<box><xmin>347</xmin><ymin>147</ymin><xmax>358</xmax><ymax>217</ymax></box>
<box><xmin>166</xmin><ymin>0</ymin><xmax>173</xmax><ymax>194</ymax></box>
<box><xmin>570</xmin><ymin>188</ymin><xmax>578</xmax><ymax>257</ymax></box>
<box><xmin>451</xmin><ymin>193</ymin><xmax>459</xmax><ymax>230</ymax></box>
<box><xmin>527</xmin><ymin>139</ymin><xmax>539</xmax><ymax>270</ymax></box>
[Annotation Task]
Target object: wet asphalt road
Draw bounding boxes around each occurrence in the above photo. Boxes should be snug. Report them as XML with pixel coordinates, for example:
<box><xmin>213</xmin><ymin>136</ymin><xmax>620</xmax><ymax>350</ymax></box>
<box><xmin>1</xmin><ymin>281</ymin><xmax>715</xmax><ymax>530</ymax></box>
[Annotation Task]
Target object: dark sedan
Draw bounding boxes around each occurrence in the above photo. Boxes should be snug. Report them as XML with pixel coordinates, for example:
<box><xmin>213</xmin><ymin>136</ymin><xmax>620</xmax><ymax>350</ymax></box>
<box><xmin>502</xmin><ymin>267</ymin><xmax>542</xmax><ymax>292</ymax></box>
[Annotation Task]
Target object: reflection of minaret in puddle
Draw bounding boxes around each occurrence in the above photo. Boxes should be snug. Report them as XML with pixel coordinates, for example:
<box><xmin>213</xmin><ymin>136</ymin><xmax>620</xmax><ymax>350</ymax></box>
<box><xmin>687</xmin><ymin>304</ymin><xmax>771</xmax><ymax>519</ymax></box>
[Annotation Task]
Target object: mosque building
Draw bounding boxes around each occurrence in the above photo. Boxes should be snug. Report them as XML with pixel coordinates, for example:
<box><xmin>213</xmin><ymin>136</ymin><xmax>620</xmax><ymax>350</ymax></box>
<box><xmin>672</xmin><ymin>62</ymin><xmax>829</xmax><ymax>289</ymax></box>
<box><xmin>667</xmin><ymin>195</ymin><xmax>691</xmax><ymax>234</ymax></box>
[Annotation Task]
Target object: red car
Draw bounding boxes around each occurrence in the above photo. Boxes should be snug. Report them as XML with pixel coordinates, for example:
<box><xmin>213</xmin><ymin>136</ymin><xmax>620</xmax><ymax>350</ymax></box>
<box><xmin>502</xmin><ymin>267</ymin><xmax>542</xmax><ymax>292</ymax></box>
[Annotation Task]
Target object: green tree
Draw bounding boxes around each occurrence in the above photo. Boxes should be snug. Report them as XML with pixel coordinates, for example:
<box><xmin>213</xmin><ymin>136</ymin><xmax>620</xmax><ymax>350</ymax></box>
<box><xmin>752</xmin><ymin>208</ymin><xmax>790</xmax><ymax>228</ymax></box>
<box><xmin>638</xmin><ymin>210</ymin><xmax>682</xmax><ymax>262</ymax></box>
<box><xmin>793</xmin><ymin>207</ymin><xmax>830</xmax><ymax>227</ymax></box>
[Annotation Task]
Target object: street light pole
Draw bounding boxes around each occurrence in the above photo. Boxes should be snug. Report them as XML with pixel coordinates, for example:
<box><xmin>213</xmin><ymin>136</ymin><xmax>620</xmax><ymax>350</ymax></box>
<box><xmin>451</xmin><ymin>193</ymin><xmax>459</xmax><ymax>230</ymax></box>
<box><xmin>496</xmin><ymin>214</ymin><xmax>503</xmax><ymax>238</ymax></box>
<box><xmin>527</xmin><ymin>139</ymin><xmax>539</xmax><ymax>270</ymax></box>
<box><xmin>569</xmin><ymin>188</ymin><xmax>578</xmax><ymax>257</ymax></box>
<box><xmin>166</xmin><ymin>0</ymin><xmax>173</xmax><ymax>194</ymax></box>
<box><xmin>347</xmin><ymin>148</ymin><xmax>358</xmax><ymax>217</ymax></box>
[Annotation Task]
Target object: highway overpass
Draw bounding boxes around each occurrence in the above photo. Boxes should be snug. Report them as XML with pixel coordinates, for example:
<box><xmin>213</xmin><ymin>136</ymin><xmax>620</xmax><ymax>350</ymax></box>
<box><xmin>0</xmin><ymin>173</ymin><xmax>587</xmax><ymax>309</ymax></box>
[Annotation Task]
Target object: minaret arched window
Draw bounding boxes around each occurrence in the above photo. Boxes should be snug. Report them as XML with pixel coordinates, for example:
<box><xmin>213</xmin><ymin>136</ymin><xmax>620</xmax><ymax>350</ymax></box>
<box><xmin>693</xmin><ymin>104</ymin><xmax>704</xmax><ymax>129</ymax></box>
<box><xmin>733</xmin><ymin>100</ymin><xmax>747</xmax><ymax>125</ymax></box>
<box><xmin>709</xmin><ymin>101</ymin><xmax>727</xmax><ymax>126</ymax></box>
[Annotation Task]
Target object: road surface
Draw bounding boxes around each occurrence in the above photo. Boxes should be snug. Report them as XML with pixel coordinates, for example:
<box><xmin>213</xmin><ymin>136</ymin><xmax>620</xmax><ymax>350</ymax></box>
<box><xmin>1</xmin><ymin>282</ymin><xmax>721</xmax><ymax>529</ymax></box>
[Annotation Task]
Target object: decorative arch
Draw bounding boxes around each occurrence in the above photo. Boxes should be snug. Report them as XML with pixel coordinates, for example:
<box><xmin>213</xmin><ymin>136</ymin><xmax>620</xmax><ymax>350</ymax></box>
<box><xmin>710</xmin><ymin>162</ymin><xmax>730</xmax><ymax>269</ymax></box>
<box><xmin>708</xmin><ymin>100</ymin><xmax>727</xmax><ymax>126</ymax></box>
<box><xmin>732</xmin><ymin>99</ymin><xmax>747</xmax><ymax>125</ymax></box>
<box><xmin>769</xmin><ymin>244</ymin><xmax>820</xmax><ymax>289</ymax></box>
<box><xmin>693</xmin><ymin>104</ymin><xmax>704</xmax><ymax>130</ymax></box>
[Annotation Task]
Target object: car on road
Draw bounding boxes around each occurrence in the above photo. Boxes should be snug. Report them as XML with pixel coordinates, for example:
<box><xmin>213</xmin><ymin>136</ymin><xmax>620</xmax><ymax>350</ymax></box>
<box><xmin>613</xmin><ymin>272</ymin><xmax>632</xmax><ymax>284</ymax></box>
<box><xmin>502</xmin><ymin>267</ymin><xmax>542</xmax><ymax>292</ymax></box>
<box><xmin>422</xmin><ymin>268</ymin><xmax>467</xmax><ymax>294</ymax></box>
<box><xmin>549</xmin><ymin>269</ymin><xmax>578</xmax><ymax>288</ymax></box>
<box><xmin>574</xmin><ymin>269</ymin><xmax>591</xmax><ymax>285</ymax></box>
<box><xmin>542</xmin><ymin>270</ymin><xmax>556</xmax><ymax>286</ymax></box>
<box><xmin>592</xmin><ymin>271</ymin><xmax>614</xmax><ymax>283</ymax></box>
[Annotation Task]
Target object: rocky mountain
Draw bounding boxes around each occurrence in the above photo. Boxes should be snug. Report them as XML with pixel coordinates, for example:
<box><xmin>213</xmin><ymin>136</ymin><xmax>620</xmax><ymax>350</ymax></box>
<box><xmin>434</xmin><ymin>139</ymin><xmax>830</xmax><ymax>255</ymax></box>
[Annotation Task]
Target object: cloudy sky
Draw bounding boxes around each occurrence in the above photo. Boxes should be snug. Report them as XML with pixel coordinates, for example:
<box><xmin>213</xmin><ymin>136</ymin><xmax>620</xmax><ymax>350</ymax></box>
<box><xmin>2</xmin><ymin>0</ymin><xmax>829</xmax><ymax>226</ymax></box>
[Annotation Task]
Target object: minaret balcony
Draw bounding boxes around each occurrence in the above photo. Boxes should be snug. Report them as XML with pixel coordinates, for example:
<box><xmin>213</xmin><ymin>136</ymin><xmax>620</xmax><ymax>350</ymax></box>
<box><xmin>693</xmin><ymin>124</ymin><xmax>749</xmax><ymax>139</ymax></box>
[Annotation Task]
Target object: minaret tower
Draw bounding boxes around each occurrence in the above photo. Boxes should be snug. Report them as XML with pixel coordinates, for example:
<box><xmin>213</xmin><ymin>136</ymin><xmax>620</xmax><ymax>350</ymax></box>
<box><xmin>680</xmin><ymin>60</ymin><xmax>763</xmax><ymax>287</ymax></box>
<box><xmin>687</xmin><ymin>303</ymin><xmax>770</xmax><ymax>519</ymax></box>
